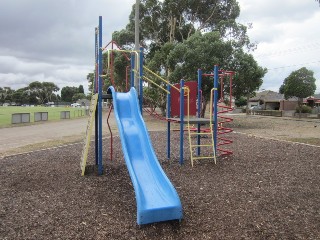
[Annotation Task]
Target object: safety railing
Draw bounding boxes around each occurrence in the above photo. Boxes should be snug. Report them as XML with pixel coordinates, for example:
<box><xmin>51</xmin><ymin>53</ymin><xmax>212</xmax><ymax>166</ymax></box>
<box><xmin>143</xmin><ymin>67</ymin><xmax>180</xmax><ymax>93</ymax></box>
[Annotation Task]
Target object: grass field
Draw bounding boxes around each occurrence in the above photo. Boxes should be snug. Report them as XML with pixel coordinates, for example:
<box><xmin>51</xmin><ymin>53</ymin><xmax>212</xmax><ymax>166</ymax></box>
<box><xmin>0</xmin><ymin>106</ymin><xmax>87</xmax><ymax>127</ymax></box>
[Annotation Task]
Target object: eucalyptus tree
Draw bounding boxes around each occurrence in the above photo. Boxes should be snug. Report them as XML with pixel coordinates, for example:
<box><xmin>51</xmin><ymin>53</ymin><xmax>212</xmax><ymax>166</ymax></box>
<box><xmin>0</xmin><ymin>87</ymin><xmax>14</xmax><ymax>104</ymax></box>
<box><xmin>230</xmin><ymin>50</ymin><xmax>267</xmax><ymax>111</ymax></box>
<box><xmin>279</xmin><ymin>67</ymin><xmax>316</xmax><ymax>114</ymax></box>
<box><xmin>91</xmin><ymin>0</ymin><xmax>262</xmax><ymax>116</ymax></box>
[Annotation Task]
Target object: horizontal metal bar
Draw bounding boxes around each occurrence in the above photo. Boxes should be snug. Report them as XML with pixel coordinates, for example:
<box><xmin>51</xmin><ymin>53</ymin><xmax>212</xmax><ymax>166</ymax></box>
<box><xmin>190</xmin><ymin>132</ymin><xmax>212</xmax><ymax>135</ymax></box>
<box><xmin>191</xmin><ymin>144</ymin><xmax>214</xmax><ymax>148</ymax></box>
<box><xmin>192</xmin><ymin>156</ymin><xmax>215</xmax><ymax>160</ymax></box>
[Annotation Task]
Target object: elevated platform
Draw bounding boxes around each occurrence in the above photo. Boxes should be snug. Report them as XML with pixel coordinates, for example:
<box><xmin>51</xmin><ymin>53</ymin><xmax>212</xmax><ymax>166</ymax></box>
<box><xmin>167</xmin><ymin>117</ymin><xmax>212</xmax><ymax>124</ymax></box>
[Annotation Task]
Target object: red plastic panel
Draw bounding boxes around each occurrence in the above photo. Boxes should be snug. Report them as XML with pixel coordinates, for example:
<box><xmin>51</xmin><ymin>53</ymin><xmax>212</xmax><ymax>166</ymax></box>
<box><xmin>170</xmin><ymin>81</ymin><xmax>197</xmax><ymax>117</ymax></box>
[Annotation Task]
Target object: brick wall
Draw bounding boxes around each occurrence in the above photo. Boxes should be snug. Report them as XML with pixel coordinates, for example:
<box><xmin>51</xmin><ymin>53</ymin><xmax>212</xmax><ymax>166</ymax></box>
<box><xmin>280</xmin><ymin>100</ymin><xmax>298</xmax><ymax>111</ymax></box>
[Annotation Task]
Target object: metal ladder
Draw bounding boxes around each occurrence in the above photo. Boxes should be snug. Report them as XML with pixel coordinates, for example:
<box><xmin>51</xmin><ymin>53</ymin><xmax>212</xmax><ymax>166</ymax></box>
<box><xmin>187</xmin><ymin>88</ymin><xmax>217</xmax><ymax>167</ymax></box>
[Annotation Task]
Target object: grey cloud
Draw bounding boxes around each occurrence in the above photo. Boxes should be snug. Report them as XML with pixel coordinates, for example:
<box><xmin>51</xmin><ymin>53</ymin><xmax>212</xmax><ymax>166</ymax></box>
<box><xmin>0</xmin><ymin>0</ymin><xmax>133</xmax><ymax>65</ymax></box>
<box><xmin>240</xmin><ymin>0</ymin><xmax>319</xmax><ymax>24</ymax></box>
<box><xmin>0</xmin><ymin>0</ymin><xmax>134</xmax><ymax>92</ymax></box>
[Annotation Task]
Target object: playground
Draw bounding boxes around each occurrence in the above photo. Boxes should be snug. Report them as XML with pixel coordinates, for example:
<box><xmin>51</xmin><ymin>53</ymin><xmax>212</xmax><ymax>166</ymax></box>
<box><xmin>1</xmin><ymin>16</ymin><xmax>319</xmax><ymax>239</ymax></box>
<box><xmin>1</xmin><ymin>125</ymin><xmax>320</xmax><ymax>239</ymax></box>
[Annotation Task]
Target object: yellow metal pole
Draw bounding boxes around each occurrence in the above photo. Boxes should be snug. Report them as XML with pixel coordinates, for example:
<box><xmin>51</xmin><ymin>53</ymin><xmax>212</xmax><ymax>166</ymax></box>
<box><xmin>210</xmin><ymin>88</ymin><xmax>217</xmax><ymax>164</ymax></box>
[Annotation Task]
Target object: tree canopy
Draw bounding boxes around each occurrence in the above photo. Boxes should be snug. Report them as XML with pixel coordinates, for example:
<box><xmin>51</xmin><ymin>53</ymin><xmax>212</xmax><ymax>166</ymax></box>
<box><xmin>61</xmin><ymin>86</ymin><xmax>80</xmax><ymax>103</ymax></box>
<box><xmin>28</xmin><ymin>81</ymin><xmax>59</xmax><ymax>104</ymax></box>
<box><xmin>279</xmin><ymin>67</ymin><xmax>316</xmax><ymax>100</ymax></box>
<box><xmin>166</xmin><ymin>31</ymin><xmax>234</xmax><ymax>81</ymax></box>
<box><xmin>0</xmin><ymin>82</ymin><xmax>60</xmax><ymax>105</ymax></box>
<box><xmin>0</xmin><ymin>87</ymin><xmax>14</xmax><ymax>103</ymax></box>
<box><xmin>114</xmin><ymin>0</ymin><xmax>255</xmax><ymax>53</ymax></box>
<box><xmin>230</xmin><ymin>50</ymin><xmax>267</xmax><ymax>101</ymax></box>
<box><xmin>91</xmin><ymin>0</ymin><xmax>267</xmax><ymax>115</ymax></box>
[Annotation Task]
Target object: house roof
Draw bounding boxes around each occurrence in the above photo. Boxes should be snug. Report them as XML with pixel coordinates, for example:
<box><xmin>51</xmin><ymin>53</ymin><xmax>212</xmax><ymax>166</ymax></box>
<box><xmin>305</xmin><ymin>94</ymin><xmax>320</xmax><ymax>100</ymax></box>
<box><xmin>249</xmin><ymin>90</ymin><xmax>296</xmax><ymax>102</ymax></box>
<box><xmin>250</xmin><ymin>90</ymin><xmax>319</xmax><ymax>102</ymax></box>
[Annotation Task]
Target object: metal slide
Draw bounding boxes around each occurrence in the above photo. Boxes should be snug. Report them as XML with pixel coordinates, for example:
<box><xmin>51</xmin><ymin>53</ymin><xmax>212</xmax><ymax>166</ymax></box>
<box><xmin>108</xmin><ymin>87</ymin><xmax>183</xmax><ymax>225</ymax></box>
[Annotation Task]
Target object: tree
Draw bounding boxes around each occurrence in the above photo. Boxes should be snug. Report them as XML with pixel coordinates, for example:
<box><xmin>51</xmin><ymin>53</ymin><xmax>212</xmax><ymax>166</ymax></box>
<box><xmin>229</xmin><ymin>50</ymin><xmax>267</xmax><ymax>112</ymax></box>
<box><xmin>167</xmin><ymin>32</ymin><xmax>233</xmax><ymax>80</ymax></box>
<box><xmin>112</xmin><ymin>29</ymin><xmax>135</xmax><ymax>47</ymax></box>
<box><xmin>42</xmin><ymin>82</ymin><xmax>60</xmax><ymax>102</ymax></box>
<box><xmin>88</xmin><ymin>0</ymin><xmax>262</xmax><ymax>117</ymax></box>
<box><xmin>28</xmin><ymin>81</ymin><xmax>59</xmax><ymax>104</ymax></box>
<box><xmin>112</xmin><ymin>52</ymin><xmax>131</xmax><ymax>92</ymax></box>
<box><xmin>146</xmin><ymin>32</ymin><xmax>265</xmax><ymax>116</ymax></box>
<box><xmin>28</xmin><ymin>81</ymin><xmax>45</xmax><ymax>104</ymax></box>
<box><xmin>61</xmin><ymin>86</ymin><xmax>79</xmax><ymax>103</ymax></box>
<box><xmin>0</xmin><ymin>87</ymin><xmax>14</xmax><ymax>104</ymax></box>
<box><xmin>279</xmin><ymin>67</ymin><xmax>316</xmax><ymax>115</ymax></box>
<box><xmin>124</xmin><ymin>0</ymin><xmax>253</xmax><ymax>50</ymax></box>
<box><xmin>72</xmin><ymin>93</ymin><xmax>86</xmax><ymax>102</ymax></box>
<box><xmin>104</xmin><ymin>0</ymin><xmax>254</xmax><ymax>90</ymax></box>
<box><xmin>78</xmin><ymin>85</ymin><xmax>84</xmax><ymax>94</ymax></box>
<box><xmin>235</xmin><ymin>96</ymin><xmax>247</xmax><ymax>107</ymax></box>
<box><xmin>87</xmin><ymin>73</ymin><xmax>95</xmax><ymax>93</ymax></box>
<box><xmin>12</xmin><ymin>87</ymin><xmax>30</xmax><ymax>105</ymax></box>
<box><xmin>164</xmin><ymin>31</ymin><xmax>234</xmax><ymax>116</ymax></box>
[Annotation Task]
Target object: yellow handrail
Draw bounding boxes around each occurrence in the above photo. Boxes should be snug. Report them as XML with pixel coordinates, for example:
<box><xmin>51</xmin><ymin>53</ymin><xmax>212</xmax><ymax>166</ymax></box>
<box><xmin>185</xmin><ymin>87</ymin><xmax>194</xmax><ymax>166</ymax></box>
<box><xmin>143</xmin><ymin>76</ymin><xmax>170</xmax><ymax>94</ymax></box>
<box><xmin>143</xmin><ymin>66</ymin><xmax>180</xmax><ymax>92</ymax></box>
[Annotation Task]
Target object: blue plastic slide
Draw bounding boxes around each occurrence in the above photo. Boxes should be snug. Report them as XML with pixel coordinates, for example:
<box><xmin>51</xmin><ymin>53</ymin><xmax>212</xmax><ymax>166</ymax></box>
<box><xmin>108</xmin><ymin>87</ymin><xmax>183</xmax><ymax>225</ymax></box>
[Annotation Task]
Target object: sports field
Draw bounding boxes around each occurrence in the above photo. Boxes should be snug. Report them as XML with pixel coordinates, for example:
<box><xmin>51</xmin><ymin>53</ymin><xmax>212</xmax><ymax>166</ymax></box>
<box><xmin>0</xmin><ymin>106</ymin><xmax>86</xmax><ymax>127</ymax></box>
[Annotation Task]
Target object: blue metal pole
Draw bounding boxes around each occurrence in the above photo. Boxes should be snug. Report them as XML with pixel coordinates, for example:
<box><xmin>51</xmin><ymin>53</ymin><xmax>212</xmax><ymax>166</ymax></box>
<box><xmin>180</xmin><ymin>79</ymin><xmax>184</xmax><ymax>165</ymax></box>
<box><xmin>130</xmin><ymin>53</ymin><xmax>135</xmax><ymax>89</ymax></box>
<box><xmin>139</xmin><ymin>47</ymin><xmax>144</xmax><ymax>114</ymax></box>
<box><xmin>197</xmin><ymin>69</ymin><xmax>202</xmax><ymax>156</ymax></box>
<box><xmin>213</xmin><ymin>65</ymin><xmax>219</xmax><ymax>155</ymax></box>
<box><xmin>95</xmin><ymin>106</ymin><xmax>98</xmax><ymax>165</ymax></box>
<box><xmin>94</xmin><ymin>27</ymin><xmax>98</xmax><ymax>165</ymax></box>
<box><xmin>98</xmin><ymin>16</ymin><xmax>103</xmax><ymax>175</ymax></box>
<box><xmin>167</xmin><ymin>84</ymin><xmax>171</xmax><ymax>159</ymax></box>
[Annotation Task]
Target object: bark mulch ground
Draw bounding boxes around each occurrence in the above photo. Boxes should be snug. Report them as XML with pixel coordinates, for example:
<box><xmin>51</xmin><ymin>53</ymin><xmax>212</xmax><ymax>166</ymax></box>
<box><xmin>1</xmin><ymin>131</ymin><xmax>319</xmax><ymax>239</ymax></box>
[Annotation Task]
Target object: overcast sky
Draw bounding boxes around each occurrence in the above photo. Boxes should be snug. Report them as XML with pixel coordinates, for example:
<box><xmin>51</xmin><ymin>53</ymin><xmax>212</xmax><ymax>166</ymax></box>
<box><xmin>238</xmin><ymin>0</ymin><xmax>320</xmax><ymax>93</ymax></box>
<box><xmin>0</xmin><ymin>0</ymin><xmax>319</xmax><ymax>94</ymax></box>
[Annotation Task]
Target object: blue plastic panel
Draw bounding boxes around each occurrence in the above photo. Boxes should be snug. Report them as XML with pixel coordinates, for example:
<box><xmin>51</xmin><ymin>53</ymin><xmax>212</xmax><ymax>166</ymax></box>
<box><xmin>108</xmin><ymin>87</ymin><xmax>183</xmax><ymax>225</ymax></box>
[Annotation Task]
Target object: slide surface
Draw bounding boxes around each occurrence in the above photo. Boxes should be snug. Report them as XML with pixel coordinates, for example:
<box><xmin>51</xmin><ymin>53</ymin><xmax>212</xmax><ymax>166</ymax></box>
<box><xmin>108</xmin><ymin>87</ymin><xmax>182</xmax><ymax>225</ymax></box>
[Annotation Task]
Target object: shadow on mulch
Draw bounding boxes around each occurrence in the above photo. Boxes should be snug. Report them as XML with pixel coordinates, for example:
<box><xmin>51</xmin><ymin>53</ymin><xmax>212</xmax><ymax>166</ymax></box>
<box><xmin>0</xmin><ymin>131</ymin><xmax>319</xmax><ymax>239</ymax></box>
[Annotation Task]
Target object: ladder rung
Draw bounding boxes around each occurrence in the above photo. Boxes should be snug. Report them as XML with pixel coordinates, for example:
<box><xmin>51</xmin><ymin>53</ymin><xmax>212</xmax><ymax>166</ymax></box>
<box><xmin>192</xmin><ymin>156</ymin><xmax>215</xmax><ymax>160</ymax></box>
<box><xmin>190</xmin><ymin>132</ymin><xmax>212</xmax><ymax>135</ymax></box>
<box><xmin>191</xmin><ymin>144</ymin><xmax>214</xmax><ymax>148</ymax></box>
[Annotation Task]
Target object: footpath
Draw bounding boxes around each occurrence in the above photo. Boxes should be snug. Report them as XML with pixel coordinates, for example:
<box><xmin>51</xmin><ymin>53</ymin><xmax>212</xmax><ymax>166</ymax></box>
<box><xmin>0</xmin><ymin>111</ymin><xmax>167</xmax><ymax>158</ymax></box>
<box><xmin>0</xmin><ymin>118</ymin><xmax>90</xmax><ymax>158</ymax></box>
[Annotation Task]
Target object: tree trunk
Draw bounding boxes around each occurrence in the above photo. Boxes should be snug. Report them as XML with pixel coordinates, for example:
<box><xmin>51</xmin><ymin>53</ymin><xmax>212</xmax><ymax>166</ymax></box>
<box><xmin>201</xmin><ymin>98</ymin><xmax>208</xmax><ymax>118</ymax></box>
<box><xmin>169</xmin><ymin>15</ymin><xmax>176</xmax><ymax>43</ymax></box>
<box><xmin>246</xmin><ymin>94</ymin><xmax>250</xmax><ymax>115</ymax></box>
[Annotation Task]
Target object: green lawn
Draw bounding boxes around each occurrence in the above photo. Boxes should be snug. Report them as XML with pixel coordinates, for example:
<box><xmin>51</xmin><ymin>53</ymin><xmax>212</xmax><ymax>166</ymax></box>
<box><xmin>0</xmin><ymin>106</ymin><xmax>87</xmax><ymax>127</ymax></box>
